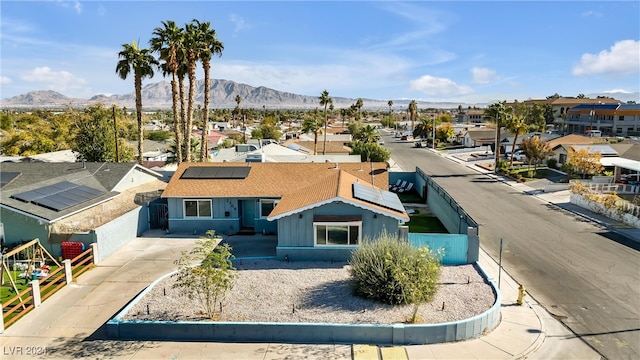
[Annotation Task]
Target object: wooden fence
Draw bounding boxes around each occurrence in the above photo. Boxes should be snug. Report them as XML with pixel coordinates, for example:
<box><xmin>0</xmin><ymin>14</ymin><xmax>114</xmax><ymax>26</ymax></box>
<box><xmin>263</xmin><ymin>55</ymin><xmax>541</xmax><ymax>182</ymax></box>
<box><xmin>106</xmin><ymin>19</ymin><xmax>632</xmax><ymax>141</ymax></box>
<box><xmin>1</xmin><ymin>245</ymin><xmax>95</xmax><ymax>330</ymax></box>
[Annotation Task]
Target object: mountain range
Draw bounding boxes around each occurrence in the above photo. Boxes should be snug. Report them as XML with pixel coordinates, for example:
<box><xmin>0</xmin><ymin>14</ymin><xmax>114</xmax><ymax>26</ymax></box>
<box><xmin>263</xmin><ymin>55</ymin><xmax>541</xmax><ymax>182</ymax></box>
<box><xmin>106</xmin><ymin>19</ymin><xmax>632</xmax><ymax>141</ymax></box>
<box><xmin>1</xmin><ymin>78</ymin><xmax>637</xmax><ymax>110</ymax></box>
<box><xmin>0</xmin><ymin>79</ymin><xmax>474</xmax><ymax>110</ymax></box>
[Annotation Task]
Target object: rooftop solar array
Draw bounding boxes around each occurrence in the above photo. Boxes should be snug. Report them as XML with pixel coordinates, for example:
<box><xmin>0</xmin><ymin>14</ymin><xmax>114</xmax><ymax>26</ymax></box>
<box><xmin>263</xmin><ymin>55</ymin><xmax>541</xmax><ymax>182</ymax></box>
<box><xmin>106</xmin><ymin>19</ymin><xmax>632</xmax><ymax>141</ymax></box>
<box><xmin>352</xmin><ymin>182</ymin><xmax>405</xmax><ymax>213</ymax></box>
<box><xmin>0</xmin><ymin>172</ymin><xmax>21</xmax><ymax>188</ymax></box>
<box><xmin>10</xmin><ymin>181</ymin><xmax>106</xmax><ymax>212</ymax></box>
<box><xmin>181</xmin><ymin>166</ymin><xmax>251</xmax><ymax>179</ymax></box>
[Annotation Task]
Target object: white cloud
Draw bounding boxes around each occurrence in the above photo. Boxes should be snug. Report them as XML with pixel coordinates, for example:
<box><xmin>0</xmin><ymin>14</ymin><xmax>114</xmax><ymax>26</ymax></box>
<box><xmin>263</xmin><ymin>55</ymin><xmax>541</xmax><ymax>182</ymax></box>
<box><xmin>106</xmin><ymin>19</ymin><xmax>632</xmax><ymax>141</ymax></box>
<box><xmin>573</xmin><ymin>40</ymin><xmax>640</xmax><ymax>76</ymax></box>
<box><xmin>471</xmin><ymin>67</ymin><xmax>497</xmax><ymax>84</ymax></box>
<box><xmin>20</xmin><ymin>66</ymin><xmax>88</xmax><ymax>94</ymax></box>
<box><xmin>55</xmin><ymin>0</ymin><xmax>82</xmax><ymax>14</ymax></box>
<box><xmin>602</xmin><ymin>89</ymin><xmax>632</xmax><ymax>94</ymax></box>
<box><xmin>229</xmin><ymin>14</ymin><xmax>249</xmax><ymax>32</ymax></box>
<box><xmin>0</xmin><ymin>76</ymin><xmax>12</xmax><ymax>85</ymax></box>
<box><xmin>409</xmin><ymin>75</ymin><xmax>473</xmax><ymax>97</ymax></box>
<box><xmin>581</xmin><ymin>10</ymin><xmax>602</xmax><ymax>18</ymax></box>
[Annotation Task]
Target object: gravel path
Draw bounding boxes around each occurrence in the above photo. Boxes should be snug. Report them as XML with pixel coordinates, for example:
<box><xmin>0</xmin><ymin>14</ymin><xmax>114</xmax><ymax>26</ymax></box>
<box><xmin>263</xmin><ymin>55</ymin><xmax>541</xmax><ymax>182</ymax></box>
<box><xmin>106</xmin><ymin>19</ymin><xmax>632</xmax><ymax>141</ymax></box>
<box><xmin>123</xmin><ymin>260</ymin><xmax>496</xmax><ymax>324</ymax></box>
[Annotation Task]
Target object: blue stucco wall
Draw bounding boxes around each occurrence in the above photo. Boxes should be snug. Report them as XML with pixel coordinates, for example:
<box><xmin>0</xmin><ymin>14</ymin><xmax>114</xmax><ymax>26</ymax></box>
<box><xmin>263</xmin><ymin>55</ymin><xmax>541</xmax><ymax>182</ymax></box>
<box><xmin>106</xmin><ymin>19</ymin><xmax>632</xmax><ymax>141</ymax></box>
<box><xmin>94</xmin><ymin>206</ymin><xmax>145</xmax><ymax>263</ymax></box>
<box><xmin>409</xmin><ymin>233</ymin><xmax>469</xmax><ymax>265</ymax></box>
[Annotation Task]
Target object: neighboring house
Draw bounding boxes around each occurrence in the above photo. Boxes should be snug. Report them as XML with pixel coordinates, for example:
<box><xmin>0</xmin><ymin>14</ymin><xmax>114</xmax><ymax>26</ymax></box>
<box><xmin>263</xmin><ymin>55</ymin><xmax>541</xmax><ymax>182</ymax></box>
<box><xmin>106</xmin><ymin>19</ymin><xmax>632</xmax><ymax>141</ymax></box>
<box><xmin>456</xmin><ymin>110</ymin><xmax>485</xmax><ymax>124</ymax></box>
<box><xmin>0</xmin><ymin>162</ymin><xmax>166</xmax><ymax>260</ymax></box>
<box><xmin>210</xmin><ymin>143</ymin><xmax>361</xmax><ymax>163</ymax></box>
<box><xmin>282</xmin><ymin>139</ymin><xmax>352</xmax><ymax>155</ymax></box>
<box><xmin>463</xmin><ymin>129</ymin><xmax>513</xmax><ymax>148</ymax></box>
<box><xmin>161</xmin><ymin>162</ymin><xmax>408</xmax><ymax>261</ymax></box>
<box><xmin>565</xmin><ymin>103</ymin><xmax>640</xmax><ymax>136</ymax></box>
<box><xmin>549</xmin><ymin>97</ymin><xmax>622</xmax><ymax>129</ymax></box>
<box><xmin>0</xmin><ymin>150</ymin><xmax>77</xmax><ymax>163</ymax></box>
<box><xmin>546</xmin><ymin>134</ymin><xmax>608</xmax><ymax>164</ymax></box>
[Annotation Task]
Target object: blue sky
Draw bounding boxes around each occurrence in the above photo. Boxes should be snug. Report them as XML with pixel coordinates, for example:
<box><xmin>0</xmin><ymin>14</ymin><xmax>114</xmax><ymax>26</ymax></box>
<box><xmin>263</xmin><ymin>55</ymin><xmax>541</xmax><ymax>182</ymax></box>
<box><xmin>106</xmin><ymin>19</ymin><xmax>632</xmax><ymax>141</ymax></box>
<box><xmin>1</xmin><ymin>1</ymin><xmax>639</xmax><ymax>104</ymax></box>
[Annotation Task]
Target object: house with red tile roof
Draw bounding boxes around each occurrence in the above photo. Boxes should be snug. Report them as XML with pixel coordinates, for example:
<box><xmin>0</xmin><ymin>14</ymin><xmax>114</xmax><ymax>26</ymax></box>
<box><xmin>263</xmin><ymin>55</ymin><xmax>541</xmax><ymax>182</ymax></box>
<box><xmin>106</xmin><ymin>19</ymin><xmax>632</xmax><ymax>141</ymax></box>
<box><xmin>161</xmin><ymin>162</ymin><xmax>409</xmax><ymax>260</ymax></box>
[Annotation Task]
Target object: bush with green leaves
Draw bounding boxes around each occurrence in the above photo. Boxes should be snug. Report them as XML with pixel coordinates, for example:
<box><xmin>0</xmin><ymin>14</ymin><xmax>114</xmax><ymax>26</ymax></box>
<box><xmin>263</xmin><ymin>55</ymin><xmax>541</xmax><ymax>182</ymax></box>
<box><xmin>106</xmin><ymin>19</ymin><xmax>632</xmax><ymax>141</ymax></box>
<box><xmin>172</xmin><ymin>230</ymin><xmax>236</xmax><ymax>320</ymax></box>
<box><xmin>349</xmin><ymin>232</ymin><xmax>441</xmax><ymax>322</ymax></box>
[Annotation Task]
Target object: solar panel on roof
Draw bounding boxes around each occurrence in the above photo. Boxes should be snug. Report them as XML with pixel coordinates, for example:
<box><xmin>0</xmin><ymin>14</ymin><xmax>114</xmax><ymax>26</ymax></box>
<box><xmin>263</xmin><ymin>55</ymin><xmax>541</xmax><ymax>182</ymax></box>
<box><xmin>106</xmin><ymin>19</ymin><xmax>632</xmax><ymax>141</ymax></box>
<box><xmin>181</xmin><ymin>166</ymin><xmax>251</xmax><ymax>179</ymax></box>
<box><xmin>11</xmin><ymin>181</ymin><xmax>77</xmax><ymax>202</ymax></box>
<box><xmin>0</xmin><ymin>172</ymin><xmax>20</xmax><ymax>188</ymax></box>
<box><xmin>10</xmin><ymin>181</ymin><xmax>106</xmax><ymax>211</ymax></box>
<box><xmin>31</xmin><ymin>185</ymin><xmax>106</xmax><ymax>211</ymax></box>
<box><xmin>353</xmin><ymin>182</ymin><xmax>405</xmax><ymax>213</ymax></box>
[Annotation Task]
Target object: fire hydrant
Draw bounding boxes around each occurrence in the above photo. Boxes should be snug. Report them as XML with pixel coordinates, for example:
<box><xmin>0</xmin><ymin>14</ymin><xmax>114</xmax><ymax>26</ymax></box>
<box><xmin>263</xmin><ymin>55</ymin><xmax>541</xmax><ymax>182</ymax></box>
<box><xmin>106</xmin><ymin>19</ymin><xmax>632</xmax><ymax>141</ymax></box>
<box><xmin>517</xmin><ymin>284</ymin><xmax>526</xmax><ymax>305</ymax></box>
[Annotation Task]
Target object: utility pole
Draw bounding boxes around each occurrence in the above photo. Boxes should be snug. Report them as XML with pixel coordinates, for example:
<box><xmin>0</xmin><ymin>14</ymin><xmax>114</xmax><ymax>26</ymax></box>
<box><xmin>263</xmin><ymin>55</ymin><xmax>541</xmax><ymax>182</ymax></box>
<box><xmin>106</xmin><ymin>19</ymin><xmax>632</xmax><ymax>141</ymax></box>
<box><xmin>112</xmin><ymin>105</ymin><xmax>119</xmax><ymax>162</ymax></box>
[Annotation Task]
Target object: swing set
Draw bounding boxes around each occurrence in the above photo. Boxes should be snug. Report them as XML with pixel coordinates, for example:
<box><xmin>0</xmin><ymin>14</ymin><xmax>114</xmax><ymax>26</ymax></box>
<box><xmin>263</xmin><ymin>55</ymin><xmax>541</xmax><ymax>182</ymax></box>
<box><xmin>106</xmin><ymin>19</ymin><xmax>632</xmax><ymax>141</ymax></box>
<box><xmin>1</xmin><ymin>238</ymin><xmax>61</xmax><ymax>308</ymax></box>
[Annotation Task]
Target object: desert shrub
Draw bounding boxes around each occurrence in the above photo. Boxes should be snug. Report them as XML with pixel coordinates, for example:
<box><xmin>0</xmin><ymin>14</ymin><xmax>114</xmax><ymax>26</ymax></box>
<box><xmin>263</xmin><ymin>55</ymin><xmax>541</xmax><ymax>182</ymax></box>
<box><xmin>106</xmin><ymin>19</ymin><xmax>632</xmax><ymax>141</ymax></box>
<box><xmin>172</xmin><ymin>230</ymin><xmax>236</xmax><ymax>320</ymax></box>
<box><xmin>349</xmin><ymin>231</ymin><xmax>441</xmax><ymax>322</ymax></box>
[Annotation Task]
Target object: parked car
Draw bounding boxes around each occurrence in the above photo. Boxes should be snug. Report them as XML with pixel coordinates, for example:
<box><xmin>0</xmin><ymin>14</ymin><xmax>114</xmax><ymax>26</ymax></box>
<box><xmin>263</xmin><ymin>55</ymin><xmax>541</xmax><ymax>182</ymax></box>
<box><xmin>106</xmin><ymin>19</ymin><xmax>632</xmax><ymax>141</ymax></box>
<box><xmin>378</xmin><ymin>139</ymin><xmax>385</xmax><ymax>145</ymax></box>
<box><xmin>504</xmin><ymin>150</ymin><xmax>527</xmax><ymax>161</ymax></box>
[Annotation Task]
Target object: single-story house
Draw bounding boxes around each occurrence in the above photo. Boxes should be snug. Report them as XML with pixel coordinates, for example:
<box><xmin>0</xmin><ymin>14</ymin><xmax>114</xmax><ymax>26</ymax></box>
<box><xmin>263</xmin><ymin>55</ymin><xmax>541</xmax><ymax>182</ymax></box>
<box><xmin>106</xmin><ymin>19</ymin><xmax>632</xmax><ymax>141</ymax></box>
<box><xmin>161</xmin><ymin>162</ymin><xmax>409</xmax><ymax>261</ymax></box>
<box><xmin>0</xmin><ymin>162</ymin><xmax>166</xmax><ymax>260</ymax></box>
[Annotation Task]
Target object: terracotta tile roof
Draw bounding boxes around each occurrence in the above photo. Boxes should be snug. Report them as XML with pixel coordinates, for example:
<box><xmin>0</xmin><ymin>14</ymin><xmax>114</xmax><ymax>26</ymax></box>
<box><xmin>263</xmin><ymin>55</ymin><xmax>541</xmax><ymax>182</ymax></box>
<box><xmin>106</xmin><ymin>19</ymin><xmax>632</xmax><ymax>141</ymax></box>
<box><xmin>162</xmin><ymin>162</ymin><xmax>389</xmax><ymax>198</ymax></box>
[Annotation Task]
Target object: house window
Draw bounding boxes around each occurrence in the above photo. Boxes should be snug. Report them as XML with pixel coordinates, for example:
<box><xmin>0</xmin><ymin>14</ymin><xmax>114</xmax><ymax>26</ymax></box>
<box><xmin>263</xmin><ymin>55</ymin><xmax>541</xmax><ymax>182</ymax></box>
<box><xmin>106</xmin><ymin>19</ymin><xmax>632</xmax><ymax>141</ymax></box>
<box><xmin>259</xmin><ymin>199</ymin><xmax>279</xmax><ymax>218</ymax></box>
<box><xmin>619</xmin><ymin>116</ymin><xmax>624</xmax><ymax>121</ymax></box>
<box><xmin>184</xmin><ymin>200</ymin><xmax>212</xmax><ymax>218</ymax></box>
<box><xmin>314</xmin><ymin>222</ymin><xmax>361</xmax><ymax>246</ymax></box>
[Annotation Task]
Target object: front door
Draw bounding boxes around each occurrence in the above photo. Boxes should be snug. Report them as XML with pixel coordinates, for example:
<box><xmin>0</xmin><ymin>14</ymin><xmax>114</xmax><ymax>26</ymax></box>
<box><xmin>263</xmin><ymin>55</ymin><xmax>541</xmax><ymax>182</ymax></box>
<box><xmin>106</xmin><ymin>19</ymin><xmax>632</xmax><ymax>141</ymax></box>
<box><xmin>241</xmin><ymin>200</ymin><xmax>256</xmax><ymax>229</ymax></box>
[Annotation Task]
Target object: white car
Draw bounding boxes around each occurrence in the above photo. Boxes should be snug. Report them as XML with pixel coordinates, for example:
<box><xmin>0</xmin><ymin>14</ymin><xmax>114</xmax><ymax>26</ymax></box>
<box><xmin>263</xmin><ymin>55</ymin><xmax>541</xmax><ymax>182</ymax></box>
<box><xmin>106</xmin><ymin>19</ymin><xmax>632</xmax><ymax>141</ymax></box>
<box><xmin>504</xmin><ymin>150</ymin><xmax>526</xmax><ymax>161</ymax></box>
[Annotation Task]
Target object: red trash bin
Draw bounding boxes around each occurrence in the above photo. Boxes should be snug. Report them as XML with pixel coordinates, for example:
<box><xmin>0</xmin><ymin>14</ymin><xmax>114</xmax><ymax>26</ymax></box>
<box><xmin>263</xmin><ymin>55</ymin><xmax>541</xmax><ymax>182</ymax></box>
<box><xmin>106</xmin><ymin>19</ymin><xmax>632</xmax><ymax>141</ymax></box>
<box><xmin>61</xmin><ymin>242</ymin><xmax>85</xmax><ymax>259</ymax></box>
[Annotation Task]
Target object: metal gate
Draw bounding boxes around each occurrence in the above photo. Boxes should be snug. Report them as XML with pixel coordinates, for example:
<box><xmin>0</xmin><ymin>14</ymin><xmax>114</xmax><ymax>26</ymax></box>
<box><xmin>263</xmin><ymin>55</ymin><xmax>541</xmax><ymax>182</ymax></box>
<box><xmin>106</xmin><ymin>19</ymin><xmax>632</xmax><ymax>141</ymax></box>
<box><xmin>149</xmin><ymin>200</ymin><xmax>168</xmax><ymax>230</ymax></box>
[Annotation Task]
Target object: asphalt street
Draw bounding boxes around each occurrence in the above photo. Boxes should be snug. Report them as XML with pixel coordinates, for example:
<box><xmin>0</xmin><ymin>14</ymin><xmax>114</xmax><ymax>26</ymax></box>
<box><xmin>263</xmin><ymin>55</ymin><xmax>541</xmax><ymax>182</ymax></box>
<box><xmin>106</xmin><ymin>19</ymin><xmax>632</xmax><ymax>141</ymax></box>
<box><xmin>384</xmin><ymin>133</ymin><xmax>640</xmax><ymax>360</ymax></box>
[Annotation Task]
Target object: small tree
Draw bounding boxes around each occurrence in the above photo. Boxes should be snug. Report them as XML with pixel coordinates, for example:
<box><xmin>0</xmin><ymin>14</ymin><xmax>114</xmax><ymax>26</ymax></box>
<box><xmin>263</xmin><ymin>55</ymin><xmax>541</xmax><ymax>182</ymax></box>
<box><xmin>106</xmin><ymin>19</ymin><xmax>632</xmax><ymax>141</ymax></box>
<box><xmin>172</xmin><ymin>230</ymin><xmax>236</xmax><ymax>320</ymax></box>
<box><xmin>567</xmin><ymin>147</ymin><xmax>604</xmax><ymax>179</ymax></box>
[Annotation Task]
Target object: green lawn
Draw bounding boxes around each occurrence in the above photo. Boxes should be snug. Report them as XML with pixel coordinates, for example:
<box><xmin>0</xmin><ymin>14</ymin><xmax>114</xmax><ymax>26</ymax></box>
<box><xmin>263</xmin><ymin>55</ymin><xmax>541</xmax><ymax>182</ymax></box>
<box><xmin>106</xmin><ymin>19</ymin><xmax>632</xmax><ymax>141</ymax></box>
<box><xmin>406</xmin><ymin>211</ymin><xmax>448</xmax><ymax>233</ymax></box>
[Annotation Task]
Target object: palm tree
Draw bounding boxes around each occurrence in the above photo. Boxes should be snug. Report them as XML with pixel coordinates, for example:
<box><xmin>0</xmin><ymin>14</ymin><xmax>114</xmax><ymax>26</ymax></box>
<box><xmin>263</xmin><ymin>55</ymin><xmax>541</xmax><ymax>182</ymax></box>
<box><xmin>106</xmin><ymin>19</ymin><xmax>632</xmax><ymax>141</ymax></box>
<box><xmin>505</xmin><ymin>113</ymin><xmax>529</xmax><ymax>167</ymax></box>
<box><xmin>235</xmin><ymin>95</ymin><xmax>244</xmax><ymax>142</ymax></box>
<box><xmin>408</xmin><ymin>100</ymin><xmax>418</xmax><ymax>133</ymax></box>
<box><xmin>193</xmin><ymin>20</ymin><xmax>224</xmax><ymax>162</ymax></box>
<box><xmin>355</xmin><ymin>98</ymin><xmax>364</xmax><ymax>121</ymax></box>
<box><xmin>387</xmin><ymin>100</ymin><xmax>393</xmax><ymax>128</ymax></box>
<box><xmin>413</xmin><ymin>117</ymin><xmax>432</xmax><ymax>139</ymax></box>
<box><xmin>150</xmin><ymin>20</ymin><xmax>184</xmax><ymax>164</ymax></box>
<box><xmin>319</xmin><ymin>89</ymin><xmax>332</xmax><ymax>155</ymax></box>
<box><xmin>302</xmin><ymin>115</ymin><xmax>323</xmax><ymax>154</ymax></box>
<box><xmin>182</xmin><ymin>19</ymin><xmax>203</xmax><ymax>162</ymax></box>
<box><xmin>483</xmin><ymin>101</ymin><xmax>512</xmax><ymax>172</ymax></box>
<box><xmin>355</xmin><ymin>124</ymin><xmax>380</xmax><ymax>144</ymax></box>
<box><xmin>116</xmin><ymin>41</ymin><xmax>158</xmax><ymax>165</ymax></box>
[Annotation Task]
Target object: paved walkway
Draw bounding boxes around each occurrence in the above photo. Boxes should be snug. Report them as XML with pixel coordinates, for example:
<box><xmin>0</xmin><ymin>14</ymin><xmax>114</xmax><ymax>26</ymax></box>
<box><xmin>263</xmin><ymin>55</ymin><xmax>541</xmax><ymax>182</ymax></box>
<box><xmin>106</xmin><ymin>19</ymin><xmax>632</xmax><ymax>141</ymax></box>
<box><xmin>3</xmin><ymin>150</ymin><xmax>635</xmax><ymax>359</ymax></box>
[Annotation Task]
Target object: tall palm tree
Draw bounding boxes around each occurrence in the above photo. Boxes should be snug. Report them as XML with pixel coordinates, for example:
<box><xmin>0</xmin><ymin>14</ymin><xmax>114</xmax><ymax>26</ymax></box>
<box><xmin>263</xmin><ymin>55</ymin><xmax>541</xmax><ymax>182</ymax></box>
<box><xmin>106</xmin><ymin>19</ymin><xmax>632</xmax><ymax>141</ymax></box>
<box><xmin>318</xmin><ymin>89</ymin><xmax>332</xmax><ymax>155</ymax></box>
<box><xmin>193</xmin><ymin>20</ymin><xmax>224</xmax><ymax>162</ymax></box>
<box><xmin>302</xmin><ymin>114</ymin><xmax>323</xmax><ymax>155</ymax></box>
<box><xmin>408</xmin><ymin>100</ymin><xmax>418</xmax><ymax>132</ymax></box>
<box><xmin>150</xmin><ymin>20</ymin><xmax>184</xmax><ymax>164</ymax></box>
<box><xmin>235</xmin><ymin>95</ymin><xmax>244</xmax><ymax>142</ymax></box>
<box><xmin>182</xmin><ymin>20</ymin><xmax>202</xmax><ymax>162</ymax></box>
<box><xmin>355</xmin><ymin>98</ymin><xmax>364</xmax><ymax>121</ymax></box>
<box><xmin>483</xmin><ymin>101</ymin><xmax>512</xmax><ymax>172</ymax></box>
<box><xmin>116</xmin><ymin>41</ymin><xmax>158</xmax><ymax>165</ymax></box>
<box><xmin>387</xmin><ymin>100</ymin><xmax>393</xmax><ymax>128</ymax></box>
